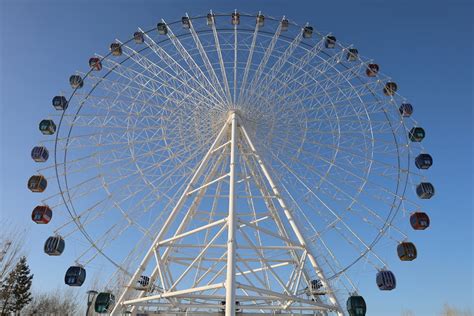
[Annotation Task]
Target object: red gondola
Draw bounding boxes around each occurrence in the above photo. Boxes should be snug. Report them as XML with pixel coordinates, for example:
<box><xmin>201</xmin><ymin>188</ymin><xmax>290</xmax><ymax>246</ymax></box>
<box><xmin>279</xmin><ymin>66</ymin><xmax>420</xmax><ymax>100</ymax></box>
<box><xmin>89</xmin><ymin>57</ymin><xmax>102</xmax><ymax>71</ymax></box>
<box><xmin>366</xmin><ymin>64</ymin><xmax>379</xmax><ymax>77</ymax></box>
<box><xmin>410</xmin><ymin>212</ymin><xmax>430</xmax><ymax>230</ymax></box>
<box><xmin>32</xmin><ymin>205</ymin><xmax>52</xmax><ymax>224</ymax></box>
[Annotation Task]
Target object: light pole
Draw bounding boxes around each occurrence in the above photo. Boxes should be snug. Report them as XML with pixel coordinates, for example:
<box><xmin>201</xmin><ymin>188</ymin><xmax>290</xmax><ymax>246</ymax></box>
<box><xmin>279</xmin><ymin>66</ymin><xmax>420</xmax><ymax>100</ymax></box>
<box><xmin>86</xmin><ymin>290</ymin><xmax>98</xmax><ymax>316</ymax></box>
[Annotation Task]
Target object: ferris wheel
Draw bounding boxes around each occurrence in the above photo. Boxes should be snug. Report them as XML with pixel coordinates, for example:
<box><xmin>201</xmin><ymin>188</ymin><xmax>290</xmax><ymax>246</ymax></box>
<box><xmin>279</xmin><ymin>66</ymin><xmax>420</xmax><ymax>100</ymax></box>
<box><xmin>29</xmin><ymin>10</ymin><xmax>435</xmax><ymax>315</ymax></box>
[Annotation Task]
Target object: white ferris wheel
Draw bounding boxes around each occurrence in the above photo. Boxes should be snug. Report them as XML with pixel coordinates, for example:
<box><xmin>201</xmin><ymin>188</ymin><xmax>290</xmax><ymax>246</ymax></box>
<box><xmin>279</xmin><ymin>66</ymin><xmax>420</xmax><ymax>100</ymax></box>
<box><xmin>29</xmin><ymin>10</ymin><xmax>434</xmax><ymax>316</ymax></box>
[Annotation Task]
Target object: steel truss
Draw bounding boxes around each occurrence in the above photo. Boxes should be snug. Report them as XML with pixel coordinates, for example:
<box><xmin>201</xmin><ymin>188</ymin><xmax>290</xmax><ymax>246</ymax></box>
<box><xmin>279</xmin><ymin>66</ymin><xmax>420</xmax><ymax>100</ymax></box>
<box><xmin>111</xmin><ymin>112</ymin><xmax>344</xmax><ymax>315</ymax></box>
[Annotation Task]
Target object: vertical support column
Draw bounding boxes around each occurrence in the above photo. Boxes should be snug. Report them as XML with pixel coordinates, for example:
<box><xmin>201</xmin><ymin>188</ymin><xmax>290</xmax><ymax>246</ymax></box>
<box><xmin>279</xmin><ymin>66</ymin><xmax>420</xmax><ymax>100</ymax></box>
<box><xmin>225</xmin><ymin>112</ymin><xmax>237</xmax><ymax>316</ymax></box>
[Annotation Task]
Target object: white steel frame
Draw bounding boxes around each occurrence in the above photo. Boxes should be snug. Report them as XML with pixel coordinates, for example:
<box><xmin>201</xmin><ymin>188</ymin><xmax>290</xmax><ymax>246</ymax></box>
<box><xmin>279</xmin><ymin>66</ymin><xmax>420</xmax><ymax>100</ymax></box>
<box><xmin>111</xmin><ymin>112</ymin><xmax>344</xmax><ymax>315</ymax></box>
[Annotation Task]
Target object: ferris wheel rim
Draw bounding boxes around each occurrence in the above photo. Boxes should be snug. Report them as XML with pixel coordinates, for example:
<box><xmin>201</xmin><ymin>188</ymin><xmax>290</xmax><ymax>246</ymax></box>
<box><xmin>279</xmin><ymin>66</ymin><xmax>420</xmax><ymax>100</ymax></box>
<box><xmin>48</xmin><ymin>11</ymin><xmax>421</xmax><ymax>289</ymax></box>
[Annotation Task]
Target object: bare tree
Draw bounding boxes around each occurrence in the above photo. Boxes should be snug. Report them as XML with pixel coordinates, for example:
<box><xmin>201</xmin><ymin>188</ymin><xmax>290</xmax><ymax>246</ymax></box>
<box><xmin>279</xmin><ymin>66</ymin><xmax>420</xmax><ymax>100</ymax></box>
<box><xmin>440</xmin><ymin>304</ymin><xmax>473</xmax><ymax>316</ymax></box>
<box><xmin>401</xmin><ymin>309</ymin><xmax>415</xmax><ymax>316</ymax></box>
<box><xmin>24</xmin><ymin>288</ymin><xmax>82</xmax><ymax>315</ymax></box>
<box><xmin>0</xmin><ymin>223</ymin><xmax>27</xmax><ymax>281</ymax></box>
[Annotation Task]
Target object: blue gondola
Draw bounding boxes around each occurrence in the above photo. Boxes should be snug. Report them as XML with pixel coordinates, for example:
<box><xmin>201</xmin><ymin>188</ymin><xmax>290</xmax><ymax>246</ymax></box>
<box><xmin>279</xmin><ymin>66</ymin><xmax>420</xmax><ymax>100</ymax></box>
<box><xmin>376</xmin><ymin>270</ymin><xmax>396</xmax><ymax>290</ymax></box>
<box><xmin>65</xmin><ymin>266</ymin><xmax>86</xmax><ymax>286</ymax></box>
<box><xmin>52</xmin><ymin>96</ymin><xmax>68</xmax><ymax>110</ymax></box>
<box><xmin>31</xmin><ymin>146</ymin><xmax>49</xmax><ymax>162</ymax></box>
<box><xmin>416</xmin><ymin>182</ymin><xmax>435</xmax><ymax>199</ymax></box>
<box><xmin>138</xmin><ymin>275</ymin><xmax>150</xmax><ymax>287</ymax></box>
<box><xmin>415</xmin><ymin>153</ymin><xmax>433</xmax><ymax>169</ymax></box>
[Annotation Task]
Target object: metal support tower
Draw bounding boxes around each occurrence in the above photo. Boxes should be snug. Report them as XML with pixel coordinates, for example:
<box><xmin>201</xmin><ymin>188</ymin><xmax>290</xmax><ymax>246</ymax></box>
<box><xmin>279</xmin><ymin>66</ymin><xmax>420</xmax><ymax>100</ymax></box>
<box><xmin>111</xmin><ymin>112</ymin><xmax>344</xmax><ymax>316</ymax></box>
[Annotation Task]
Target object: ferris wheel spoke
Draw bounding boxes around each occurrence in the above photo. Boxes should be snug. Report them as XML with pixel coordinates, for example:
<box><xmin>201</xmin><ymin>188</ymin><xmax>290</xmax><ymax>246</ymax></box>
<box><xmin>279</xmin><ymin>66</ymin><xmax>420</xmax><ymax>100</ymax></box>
<box><xmin>273</xmin><ymin>148</ymin><xmax>409</xmax><ymax>241</ymax></box>
<box><xmin>241</xmin><ymin>18</ymin><xmax>282</xmax><ymax>106</ymax></box>
<box><xmin>259</xmin><ymin>149</ymin><xmax>389</xmax><ymax>269</ymax></box>
<box><xmin>268</xmin><ymin>60</ymin><xmax>376</xmax><ymax>116</ymax></box>
<box><xmin>185</xmin><ymin>14</ymin><xmax>229</xmax><ymax>102</ymax></box>
<box><xmin>237</xmin><ymin>14</ymin><xmax>261</xmax><ymax>105</ymax></box>
<box><xmin>287</xmin><ymin>183</ymin><xmax>388</xmax><ymax>276</ymax></box>
<box><xmin>268</xmin><ymin>134</ymin><xmax>416</xmax><ymax>207</ymax></box>
<box><xmin>146</xmin><ymin>23</ymin><xmax>228</xmax><ymax>108</ymax></box>
<box><xmin>280</xmin><ymin>182</ymin><xmax>358</xmax><ymax>293</ymax></box>
<box><xmin>210</xmin><ymin>14</ymin><xmax>232</xmax><ymax>103</ymax></box>
<box><xmin>233</xmin><ymin>17</ymin><xmax>238</xmax><ymax>105</ymax></box>
<box><xmin>98</xmin><ymin>56</ymin><xmax>214</xmax><ymax>112</ymax></box>
<box><xmin>249</xmin><ymin>35</ymin><xmax>328</xmax><ymax>106</ymax></box>
<box><xmin>139</xmin><ymin>30</ymin><xmax>227</xmax><ymax>109</ymax></box>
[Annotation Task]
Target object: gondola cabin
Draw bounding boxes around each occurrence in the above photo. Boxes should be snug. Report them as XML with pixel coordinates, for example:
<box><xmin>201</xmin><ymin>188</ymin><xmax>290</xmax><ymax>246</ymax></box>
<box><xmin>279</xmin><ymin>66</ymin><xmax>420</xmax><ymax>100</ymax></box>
<box><xmin>44</xmin><ymin>236</ymin><xmax>65</xmax><ymax>256</ymax></box>
<box><xmin>415</xmin><ymin>153</ymin><xmax>433</xmax><ymax>169</ymax></box>
<box><xmin>410</xmin><ymin>212</ymin><xmax>430</xmax><ymax>230</ymax></box>
<box><xmin>207</xmin><ymin>13</ymin><xmax>215</xmax><ymax>26</ymax></box>
<box><xmin>32</xmin><ymin>205</ymin><xmax>52</xmax><ymax>224</ymax></box>
<box><xmin>397</xmin><ymin>242</ymin><xmax>417</xmax><ymax>261</ymax></box>
<box><xmin>65</xmin><ymin>266</ymin><xmax>86</xmax><ymax>286</ymax></box>
<box><xmin>325</xmin><ymin>35</ymin><xmax>337</xmax><ymax>48</ymax></box>
<box><xmin>231</xmin><ymin>12</ymin><xmax>240</xmax><ymax>25</ymax></box>
<box><xmin>347</xmin><ymin>295</ymin><xmax>367</xmax><ymax>316</ymax></box>
<box><xmin>157</xmin><ymin>22</ymin><xmax>168</xmax><ymax>35</ymax></box>
<box><xmin>89</xmin><ymin>57</ymin><xmax>102</xmax><ymax>71</ymax></box>
<box><xmin>220</xmin><ymin>301</ymin><xmax>241</xmax><ymax>312</ymax></box>
<box><xmin>39</xmin><ymin>119</ymin><xmax>56</xmax><ymax>135</ymax></box>
<box><xmin>383</xmin><ymin>82</ymin><xmax>398</xmax><ymax>96</ymax></box>
<box><xmin>416</xmin><ymin>182</ymin><xmax>435</xmax><ymax>199</ymax></box>
<box><xmin>399</xmin><ymin>103</ymin><xmax>413</xmax><ymax>117</ymax></box>
<box><xmin>110</xmin><ymin>43</ymin><xmax>122</xmax><ymax>56</ymax></box>
<box><xmin>256</xmin><ymin>14</ymin><xmax>265</xmax><ymax>27</ymax></box>
<box><xmin>281</xmin><ymin>19</ymin><xmax>289</xmax><ymax>31</ymax></box>
<box><xmin>138</xmin><ymin>275</ymin><xmax>150</xmax><ymax>287</ymax></box>
<box><xmin>31</xmin><ymin>146</ymin><xmax>49</xmax><ymax>162</ymax></box>
<box><xmin>28</xmin><ymin>175</ymin><xmax>47</xmax><ymax>193</ymax></box>
<box><xmin>52</xmin><ymin>96</ymin><xmax>68</xmax><ymax>111</ymax></box>
<box><xmin>95</xmin><ymin>292</ymin><xmax>115</xmax><ymax>313</ymax></box>
<box><xmin>409</xmin><ymin>127</ymin><xmax>425</xmax><ymax>142</ymax></box>
<box><xmin>366</xmin><ymin>63</ymin><xmax>379</xmax><ymax>77</ymax></box>
<box><xmin>376</xmin><ymin>270</ymin><xmax>396</xmax><ymax>290</ymax></box>
<box><xmin>69</xmin><ymin>75</ymin><xmax>83</xmax><ymax>89</ymax></box>
<box><xmin>134</xmin><ymin>31</ymin><xmax>144</xmax><ymax>44</ymax></box>
<box><xmin>182</xmin><ymin>16</ymin><xmax>190</xmax><ymax>29</ymax></box>
<box><xmin>347</xmin><ymin>48</ymin><xmax>359</xmax><ymax>61</ymax></box>
<box><xmin>303</xmin><ymin>26</ymin><xmax>313</xmax><ymax>38</ymax></box>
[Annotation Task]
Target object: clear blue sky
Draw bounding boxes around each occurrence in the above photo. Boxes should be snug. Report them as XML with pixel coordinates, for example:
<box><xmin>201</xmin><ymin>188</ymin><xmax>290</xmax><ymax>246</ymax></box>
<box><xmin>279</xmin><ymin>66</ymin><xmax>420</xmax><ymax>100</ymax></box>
<box><xmin>0</xmin><ymin>0</ymin><xmax>472</xmax><ymax>315</ymax></box>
